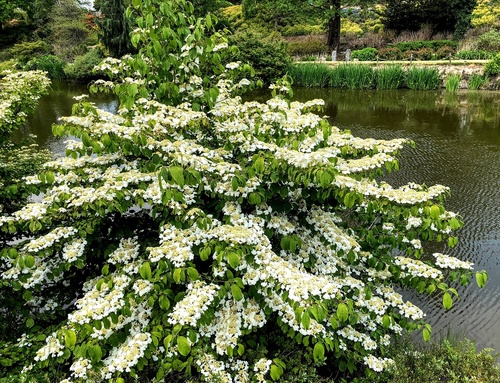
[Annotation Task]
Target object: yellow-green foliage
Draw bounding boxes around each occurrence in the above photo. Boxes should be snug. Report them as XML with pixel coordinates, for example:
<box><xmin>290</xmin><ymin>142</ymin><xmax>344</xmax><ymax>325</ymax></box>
<box><xmin>471</xmin><ymin>0</ymin><xmax>500</xmax><ymax>28</ymax></box>
<box><xmin>341</xmin><ymin>18</ymin><xmax>363</xmax><ymax>36</ymax></box>
<box><xmin>222</xmin><ymin>5</ymin><xmax>244</xmax><ymax>29</ymax></box>
<box><xmin>0</xmin><ymin>60</ymin><xmax>16</xmax><ymax>73</ymax></box>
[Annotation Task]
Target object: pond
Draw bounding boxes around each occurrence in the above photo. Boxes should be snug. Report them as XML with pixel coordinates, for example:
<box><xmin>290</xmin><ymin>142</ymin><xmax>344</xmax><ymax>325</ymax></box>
<box><xmin>22</xmin><ymin>82</ymin><xmax>500</xmax><ymax>353</ymax></box>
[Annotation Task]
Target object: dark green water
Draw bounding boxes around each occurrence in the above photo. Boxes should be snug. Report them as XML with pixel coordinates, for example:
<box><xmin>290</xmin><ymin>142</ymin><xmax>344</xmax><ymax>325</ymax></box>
<box><xmin>24</xmin><ymin>83</ymin><xmax>500</xmax><ymax>352</ymax></box>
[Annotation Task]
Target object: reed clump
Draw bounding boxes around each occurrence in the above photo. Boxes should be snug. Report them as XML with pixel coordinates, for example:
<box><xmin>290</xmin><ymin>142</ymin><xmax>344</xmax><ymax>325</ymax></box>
<box><xmin>375</xmin><ymin>65</ymin><xmax>405</xmax><ymax>89</ymax></box>
<box><xmin>468</xmin><ymin>73</ymin><xmax>487</xmax><ymax>90</ymax></box>
<box><xmin>404</xmin><ymin>66</ymin><xmax>440</xmax><ymax>90</ymax></box>
<box><xmin>289</xmin><ymin>63</ymin><xmax>444</xmax><ymax>90</ymax></box>
<box><xmin>445</xmin><ymin>74</ymin><xmax>461</xmax><ymax>92</ymax></box>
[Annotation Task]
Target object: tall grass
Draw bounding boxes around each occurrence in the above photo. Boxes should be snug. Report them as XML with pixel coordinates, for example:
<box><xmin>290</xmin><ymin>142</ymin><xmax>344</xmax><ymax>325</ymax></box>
<box><xmin>289</xmin><ymin>63</ymin><xmax>447</xmax><ymax>90</ymax></box>
<box><xmin>468</xmin><ymin>73</ymin><xmax>487</xmax><ymax>90</ymax></box>
<box><xmin>287</xmin><ymin>63</ymin><xmax>331</xmax><ymax>87</ymax></box>
<box><xmin>405</xmin><ymin>67</ymin><xmax>440</xmax><ymax>90</ymax></box>
<box><xmin>340</xmin><ymin>64</ymin><xmax>375</xmax><ymax>89</ymax></box>
<box><xmin>375</xmin><ymin>65</ymin><xmax>405</xmax><ymax>89</ymax></box>
<box><xmin>445</xmin><ymin>74</ymin><xmax>461</xmax><ymax>92</ymax></box>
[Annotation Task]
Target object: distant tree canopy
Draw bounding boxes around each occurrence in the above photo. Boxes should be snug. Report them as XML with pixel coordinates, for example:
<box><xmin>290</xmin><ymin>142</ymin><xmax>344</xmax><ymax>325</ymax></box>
<box><xmin>383</xmin><ymin>0</ymin><xmax>477</xmax><ymax>39</ymax></box>
<box><xmin>191</xmin><ymin>0</ymin><xmax>233</xmax><ymax>18</ymax></box>
<box><xmin>242</xmin><ymin>0</ymin><xmax>306</xmax><ymax>31</ymax></box>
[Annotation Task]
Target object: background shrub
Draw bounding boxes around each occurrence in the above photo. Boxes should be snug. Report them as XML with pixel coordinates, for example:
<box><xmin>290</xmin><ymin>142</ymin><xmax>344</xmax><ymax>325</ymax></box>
<box><xmin>476</xmin><ymin>29</ymin><xmax>500</xmax><ymax>52</ymax></box>
<box><xmin>367</xmin><ymin>337</ymin><xmax>500</xmax><ymax>383</ymax></box>
<box><xmin>64</xmin><ymin>49</ymin><xmax>104</xmax><ymax>81</ymax></box>
<box><xmin>351</xmin><ymin>47</ymin><xmax>378</xmax><ymax>61</ymax></box>
<box><xmin>377</xmin><ymin>47</ymin><xmax>402</xmax><ymax>61</ymax></box>
<box><xmin>436</xmin><ymin>46</ymin><xmax>455</xmax><ymax>59</ymax></box>
<box><xmin>484</xmin><ymin>52</ymin><xmax>500</xmax><ymax>77</ymax></box>
<box><xmin>24</xmin><ymin>55</ymin><xmax>66</xmax><ymax>80</ymax></box>
<box><xmin>414</xmin><ymin>47</ymin><xmax>436</xmax><ymax>60</ymax></box>
<box><xmin>230</xmin><ymin>31</ymin><xmax>291</xmax><ymax>84</ymax></box>
<box><xmin>393</xmin><ymin>40</ymin><xmax>457</xmax><ymax>52</ymax></box>
<box><xmin>10</xmin><ymin>41</ymin><xmax>52</xmax><ymax>65</ymax></box>
<box><xmin>402</xmin><ymin>50</ymin><xmax>419</xmax><ymax>60</ymax></box>
<box><xmin>281</xmin><ymin>24</ymin><xmax>323</xmax><ymax>37</ymax></box>
<box><xmin>287</xmin><ymin>37</ymin><xmax>329</xmax><ymax>57</ymax></box>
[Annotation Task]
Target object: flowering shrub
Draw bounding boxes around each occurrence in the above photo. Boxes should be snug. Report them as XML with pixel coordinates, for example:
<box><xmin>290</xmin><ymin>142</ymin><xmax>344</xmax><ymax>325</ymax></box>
<box><xmin>0</xmin><ymin>1</ymin><xmax>488</xmax><ymax>382</ymax></box>
<box><xmin>0</xmin><ymin>71</ymin><xmax>52</xmax><ymax>216</ymax></box>
<box><xmin>0</xmin><ymin>70</ymin><xmax>51</xmax><ymax>135</ymax></box>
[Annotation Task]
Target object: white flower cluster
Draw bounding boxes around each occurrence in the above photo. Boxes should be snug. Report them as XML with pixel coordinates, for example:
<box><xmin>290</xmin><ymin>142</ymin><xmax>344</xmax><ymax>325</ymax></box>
<box><xmin>61</xmin><ymin>238</ymin><xmax>87</xmax><ymax>262</ymax></box>
<box><xmin>200</xmin><ymin>297</ymin><xmax>266</xmax><ymax>356</ymax></box>
<box><xmin>196</xmin><ymin>353</ymin><xmax>247</xmax><ymax>383</ymax></box>
<box><xmin>68</xmin><ymin>273</ymin><xmax>130</xmax><ymax>324</ymax></box>
<box><xmin>168</xmin><ymin>281</ymin><xmax>220</xmax><ymax>326</ymax></box>
<box><xmin>34</xmin><ymin>333</ymin><xmax>64</xmax><ymax>362</ymax></box>
<box><xmin>70</xmin><ymin>358</ymin><xmax>92</xmax><ymax>379</ymax></box>
<box><xmin>433</xmin><ymin>252</ymin><xmax>473</xmax><ymax>270</ymax></box>
<box><xmin>395</xmin><ymin>256</ymin><xmax>443</xmax><ymax>280</ymax></box>
<box><xmin>22</xmin><ymin>226</ymin><xmax>78</xmax><ymax>253</ymax></box>
<box><xmin>108</xmin><ymin>237</ymin><xmax>140</xmax><ymax>264</ymax></box>
<box><xmin>0</xmin><ymin>71</ymin><xmax>50</xmax><ymax>132</ymax></box>
<box><xmin>101</xmin><ymin>332</ymin><xmax>152</xmax><ymax>376</ymax></box>
<box><xmin>363</xmin><ymin>354</ymin><xmax>394</xmax><ymax>372</ymax></box>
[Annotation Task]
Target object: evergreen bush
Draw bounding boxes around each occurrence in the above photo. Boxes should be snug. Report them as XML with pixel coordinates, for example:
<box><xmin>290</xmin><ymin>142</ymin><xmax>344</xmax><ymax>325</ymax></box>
<box><xmin>24</xmin><ymin>55</ymin><xmax>66</xmax><ymax>80</ymax></box>
<box><xmin>64</xmin><ymin>49</ymin><xmax>105</xmax><ymax>81</ymax></box>
<box><xmin>351</xmin><ymin>48</ymin><xmax>378</xmax><ymax>61</ymax></box>
<box><xmin>229</xmin><ymin>31</ymin><xmax>291</xmax><ymax>85</ymax></box>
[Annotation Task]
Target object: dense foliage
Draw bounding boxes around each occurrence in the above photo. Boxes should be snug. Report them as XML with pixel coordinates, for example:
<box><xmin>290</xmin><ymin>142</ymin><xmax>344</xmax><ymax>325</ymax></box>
<box><xmin>0</xmin><ymin>1</ymin><xmax>489</xmax><ymax>383</ymax></box>
<box><xmin>383</xmin><ymin>0</ymin><xmax>477</xmax><ymax>39</ymax></box>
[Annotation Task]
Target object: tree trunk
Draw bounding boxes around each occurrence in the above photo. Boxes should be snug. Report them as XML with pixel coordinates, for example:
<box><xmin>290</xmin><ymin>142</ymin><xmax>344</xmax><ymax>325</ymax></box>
<box><xmin>327</xmin><ymin>0</ymin><xmax>341</xmax><ymax>51</ymax></box>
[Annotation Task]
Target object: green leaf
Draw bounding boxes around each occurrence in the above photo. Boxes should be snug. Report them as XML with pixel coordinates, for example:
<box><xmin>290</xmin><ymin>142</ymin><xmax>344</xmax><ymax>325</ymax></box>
<box><xmin>270</xmin><ymin>364</ymin><xmax>283</xmax><ymax>381</ymax></box>
<box><xmin>26</xmin><ymin>317</ymin><xmax>34</xmax><ymax>328</ymax></box>
<box><xmin>301</xmin><ymin>311</ymin><xmax>311</xmax><ymax>329</ymax></box>
<box><xmin>476</xmin><ymin>271</ymin><xmax>488</xmax><ymax>288</ymax></box>
<box><xmin>430</xmin><ymin>205</ymin><xmax>441</xmax><ymax>219</ymax></box>
<box><xmin>423</xmin><ymin>327</ymin><xmax>431</xmax><ymax>342</ymax></box>
<box><xmin>64</xmin><ymin>329</ymin><xmax>77</xmax><ymax>348</ymax></box>
<box><xmin>343</xmin><ymin>193</ymin><xmax>355</xmax><ymax>208</ymax></box>
<box><xmin>443</xmin><ymin>292</ymin><xmax>453</xmax><ymax>310</ymax></box>
<box><xmin>177</xmin><ymin>336</ymin><xmax>191</xmax><ymax>357</ymax></box>
<box><xmin>337</xmin><ymin>303</ymin><xmax>349</xmax><ymax>322</ymax></box>
<box><xmin>200</xmin><ymin>246</ymin><xmax>211</xmax><ymax>261</ymax></box>
<box><xmin>173</xmin><ymin>268</ymin><xmax>182</xmax><ymax>283</ymax></box>
<box><xmin>159</xmin><ymin>296</ymin><xmax>171</xmax><ymax>310</ymax></box>
<box><xmin>313</xmin><ymin>342</ymin><xmax>325</xmax><ymax>363</ymax></box>
<box><xmin>89</xmin><ymin>345</ymin><xmax>102</xmax><ymax>363</ymax></box>
<box><xmin>231</xmin><ymin>284</ymin><xmax>243</xmax><ymax>301</ymax></box>
<box><xmin>227</xmin><ymin>252</ymin><xmax>240</xmax><ymax>269</ymax></box>
<box><xmin>139</xmin><ymin>262</ymin><xmax>152</xmax><ymax>280</ymax></box>
<box><xmin>170</xmin><ymin>166</ymin><xmax>185</xmax><ymax>187</ymax></box>
<box><xmin>382</xmin><ymin>315</ymin><xmax>391</xmax><ymax>328</ymax></box>
<box><xmin>23</xmin><ymin>290</ymin><xmax>32</xmax><ymax>301</ymax></box>
<box><xmin>254</xmin><ymin>157</ymin><xmax>265</xmax><ymax>173</ymax></box>
<box><xmin>24</xmin><ymin>255</ymin><xmax>35</xmax><ymax>268</ymax></box>
<box><xmin>231</xmin><ymin>177</ymin><xmax>239</xmax><ymax>191</ymax></box>
<box><xmin>187</xmin><ymin>267</ymin><xmax>199</xmax><ymax>281</ymax></box>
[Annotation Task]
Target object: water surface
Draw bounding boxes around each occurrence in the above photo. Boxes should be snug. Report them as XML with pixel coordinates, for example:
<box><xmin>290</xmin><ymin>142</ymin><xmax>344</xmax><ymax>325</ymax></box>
<box><xmin>293</xmin><ymin>88</ymin><xmax>500</xmax><ymax>351</ymax></box>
